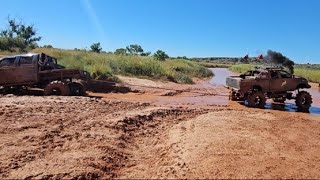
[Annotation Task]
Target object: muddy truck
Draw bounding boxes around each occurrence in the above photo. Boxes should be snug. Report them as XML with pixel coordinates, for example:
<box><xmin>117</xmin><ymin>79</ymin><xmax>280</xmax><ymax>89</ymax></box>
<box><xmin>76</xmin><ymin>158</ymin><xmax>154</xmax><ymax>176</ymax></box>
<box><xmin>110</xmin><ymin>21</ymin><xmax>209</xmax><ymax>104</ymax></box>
<box><xmin>226</xmin><ymin>66</ymin><xmax>313</xmax><ymax>111</ymax></box>
<box><xmin>0</xmin><ymin>53</ymin><xmax>91</xmax><ymax>96</ymax></box>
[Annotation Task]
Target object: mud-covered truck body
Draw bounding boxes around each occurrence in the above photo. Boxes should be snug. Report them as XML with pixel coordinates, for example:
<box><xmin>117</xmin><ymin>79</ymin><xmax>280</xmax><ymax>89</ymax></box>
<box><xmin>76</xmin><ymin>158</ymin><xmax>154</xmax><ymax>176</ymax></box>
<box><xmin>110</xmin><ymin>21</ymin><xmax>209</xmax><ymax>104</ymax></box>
<box><xmin>226</xmin><ymin>67</ymin><xmax>312</xmax><ymax>111</ymax></box>
<box><xmin>0</xmin><ymin>53</ymin><xmax>90</xmax><ymax>96</ymax></box>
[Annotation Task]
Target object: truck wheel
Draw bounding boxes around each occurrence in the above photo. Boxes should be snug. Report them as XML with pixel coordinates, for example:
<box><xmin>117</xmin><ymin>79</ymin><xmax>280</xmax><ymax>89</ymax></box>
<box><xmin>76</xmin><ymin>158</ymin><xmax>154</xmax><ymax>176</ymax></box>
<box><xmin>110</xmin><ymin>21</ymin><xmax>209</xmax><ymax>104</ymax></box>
<box><xmin>69</xmin><ymin>82</ymin><xmax>86</xmax><ymax>96</ymax></box>
<box><xmin>229</xmin><ymin>91</ymin><xmax>237</xmax><ymax>101</ymax></box>
<box><xmin>44</xmin><ymin>81</ymin><xmax>70</xmax><ymax>96</ymax></box>
<box><xmin>295</xmin><ymin>91</ymin><xmax>312</xmax><ymax>111</ymax></box>
<box><xmin>247</xmin><ymin>91</ymin><xmax>266</xmax><ymax>109</ymax></box>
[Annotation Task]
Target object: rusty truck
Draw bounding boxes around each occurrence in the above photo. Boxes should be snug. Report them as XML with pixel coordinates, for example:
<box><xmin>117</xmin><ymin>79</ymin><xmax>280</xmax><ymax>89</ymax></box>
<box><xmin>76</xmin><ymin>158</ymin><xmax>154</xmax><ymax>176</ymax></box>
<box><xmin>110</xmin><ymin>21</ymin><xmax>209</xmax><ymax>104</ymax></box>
<box><xmin>0</xmin><ymin>53</ymin><xmax>90</xmax><ymax>96</ymax></box>
<box><xmin>226</xmin><ymin>66</ymin><xmax>313</xmax><ymax>111</ymax></box>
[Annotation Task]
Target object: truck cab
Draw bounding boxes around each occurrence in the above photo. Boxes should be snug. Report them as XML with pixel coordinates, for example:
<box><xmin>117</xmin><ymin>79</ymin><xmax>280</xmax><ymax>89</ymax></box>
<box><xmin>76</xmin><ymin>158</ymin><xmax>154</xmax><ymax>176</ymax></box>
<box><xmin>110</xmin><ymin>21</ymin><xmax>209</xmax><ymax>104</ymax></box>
<box><xmin>0</xmin><ymin>54</ymin><xmax>39</xmax><ymax>86</ymax></box>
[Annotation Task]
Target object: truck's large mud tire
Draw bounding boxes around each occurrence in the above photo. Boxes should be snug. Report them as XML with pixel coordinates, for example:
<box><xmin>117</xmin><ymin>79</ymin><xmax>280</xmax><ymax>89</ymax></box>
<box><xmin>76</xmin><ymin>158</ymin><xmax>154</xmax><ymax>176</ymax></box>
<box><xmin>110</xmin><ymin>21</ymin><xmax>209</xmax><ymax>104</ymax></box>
<box><xmin>247</xmin><ymin>91</ymin><xmax>266</xmax><ymax>109</ymax></box>
<box><xmin>69</xmin><ymin>82</ymin><xmax>86</xmax><ymax>96</ymax></box>
<box><xmin>44</xmin><ymin>81</ymin><xmax>70</xmax><ymax>96</ymax></box>
<box><xmin>295</xmin><ymin>91</ymin><xmax>312</xmax><ymax>111</ymax></box>
<box><xmin>229</xmin><ymin>91</ymin><xmax>237</xmax><ymax>101</ymax></box>
<box><xmin>229</xmin><ymin>91</ymin><xmax>245</xmax><ymax>101</ymax></box>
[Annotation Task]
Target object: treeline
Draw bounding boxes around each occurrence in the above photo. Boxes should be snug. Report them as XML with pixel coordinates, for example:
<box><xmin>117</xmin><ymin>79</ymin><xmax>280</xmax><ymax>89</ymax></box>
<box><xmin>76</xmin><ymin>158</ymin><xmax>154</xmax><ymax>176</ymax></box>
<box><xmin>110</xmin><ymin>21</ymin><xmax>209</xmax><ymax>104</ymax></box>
<box><xmin>87</xmin><ymin>43</ymin><xmax>170</xmax><ymax>61</ymax></box>
<box><xmin>0</xmin><ymin>17</ymin><xmax>179</xmax><ymax>62</ymax></box>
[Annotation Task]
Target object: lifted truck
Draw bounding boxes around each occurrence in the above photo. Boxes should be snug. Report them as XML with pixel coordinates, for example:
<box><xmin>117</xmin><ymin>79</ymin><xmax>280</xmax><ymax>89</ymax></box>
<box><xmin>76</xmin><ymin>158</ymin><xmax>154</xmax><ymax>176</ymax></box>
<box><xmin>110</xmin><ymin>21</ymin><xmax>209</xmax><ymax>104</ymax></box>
<box><xmin>226</xmin><ymin>66</ymin><xmax>313</xmax><ymax>111</ymax></box>
<box><xmin>0</xmin><ymin>53</ymin><xmax>90</xmax><ymax>96</ymax></box>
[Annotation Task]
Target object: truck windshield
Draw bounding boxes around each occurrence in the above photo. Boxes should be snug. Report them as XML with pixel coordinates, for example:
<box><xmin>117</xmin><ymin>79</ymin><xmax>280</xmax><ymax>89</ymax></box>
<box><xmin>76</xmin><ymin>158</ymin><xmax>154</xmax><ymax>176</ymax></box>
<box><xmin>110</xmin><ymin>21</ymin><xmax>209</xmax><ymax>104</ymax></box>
<box><xmin>279</xmin><ymin>70</ymin><xmax>292</xmax><ymax>78</ymax></box>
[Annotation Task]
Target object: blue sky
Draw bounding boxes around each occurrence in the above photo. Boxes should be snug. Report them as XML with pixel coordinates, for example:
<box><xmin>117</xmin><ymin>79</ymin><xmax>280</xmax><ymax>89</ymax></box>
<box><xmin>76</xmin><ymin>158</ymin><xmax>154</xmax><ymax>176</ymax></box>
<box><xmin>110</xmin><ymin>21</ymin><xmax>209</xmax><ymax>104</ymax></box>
<box><xmin>1</xmin><ymin>0</ymin><xmax>320</xmax><ymax>63</ymax></box>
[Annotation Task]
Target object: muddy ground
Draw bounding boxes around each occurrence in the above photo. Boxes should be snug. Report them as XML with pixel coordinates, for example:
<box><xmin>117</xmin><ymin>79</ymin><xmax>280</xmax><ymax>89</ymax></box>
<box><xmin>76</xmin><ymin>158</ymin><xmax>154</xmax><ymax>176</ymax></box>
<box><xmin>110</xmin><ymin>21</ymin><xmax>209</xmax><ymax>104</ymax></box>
<box><xmin>0</xmin><ymin>69</ymin><xmax>320</xmax><ymax>179</ymax></box>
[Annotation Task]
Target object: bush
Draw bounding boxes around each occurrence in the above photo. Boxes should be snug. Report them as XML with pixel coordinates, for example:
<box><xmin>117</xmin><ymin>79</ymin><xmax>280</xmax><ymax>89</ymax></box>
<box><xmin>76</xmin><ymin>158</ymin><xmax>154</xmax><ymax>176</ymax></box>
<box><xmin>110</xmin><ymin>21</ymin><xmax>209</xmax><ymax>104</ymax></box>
<box><xmin>31</xmin><ymin>48</ymin><xmax>213</xmax><ymax>84</ymax></box>
<box><xmin>0</xmin><ymin>37</ymin><xmax>27</xmax><ymax>52</ymax></box>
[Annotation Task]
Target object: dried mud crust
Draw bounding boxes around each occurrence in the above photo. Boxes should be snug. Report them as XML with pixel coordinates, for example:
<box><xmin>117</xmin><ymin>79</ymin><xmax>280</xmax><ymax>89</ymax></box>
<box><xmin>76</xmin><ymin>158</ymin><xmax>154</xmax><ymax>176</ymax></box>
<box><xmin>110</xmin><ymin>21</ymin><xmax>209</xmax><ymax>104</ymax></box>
<box><xmin>0</xmin><ymin>95</ymin><xmax>208</xmax><ymax>179</ymax></box>
<box><xmin>119</xmin><ymin>108</ymin><xmax>320</xmax><ymax>179</ymax></box>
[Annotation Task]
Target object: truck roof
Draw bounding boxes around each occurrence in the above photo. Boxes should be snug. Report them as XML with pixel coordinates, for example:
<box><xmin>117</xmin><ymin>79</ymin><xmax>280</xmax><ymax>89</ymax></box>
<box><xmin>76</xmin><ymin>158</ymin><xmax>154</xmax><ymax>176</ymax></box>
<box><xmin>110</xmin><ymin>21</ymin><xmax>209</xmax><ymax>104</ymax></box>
<box><xmin>2</xmin><ymin>53</ymin><xmax>38</xmax><ymax>59</ymax></box>
<box><xmin>255</xmin><ymin>66</ymin><xmax>284</xmax><ymax>71</ymax></box>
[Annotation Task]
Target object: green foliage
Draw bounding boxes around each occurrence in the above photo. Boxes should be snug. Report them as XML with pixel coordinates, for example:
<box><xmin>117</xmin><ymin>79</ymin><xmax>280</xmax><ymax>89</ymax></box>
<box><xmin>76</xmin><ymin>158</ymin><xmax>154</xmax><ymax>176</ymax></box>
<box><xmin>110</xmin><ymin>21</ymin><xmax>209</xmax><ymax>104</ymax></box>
<box><xmin>294</xmin><ymin>68</ymin><xmax>320</xmax><ymax>83</ymax></box>
<box><xmin>114</xmin><ymin>48</ymin><xmax>127</xmax><ymax>55</ymax></box>
<box><xmin>31</xmin><ymin>48</ymin><xmax>212</xmax><ymax>84</ymax></box>
<box><xmin>141</xmin><ymin>52</ymin><xmax>151</xmax><ymax>56</ymax></box>
<box><xmin>0</xmin><ymin>37</ymin><xmax>27</xmax><ymax>52</ymax></box>
<box><xmin>154</xmin><ymin>50</ymin><xmax>169</xmax><ymax>61</ymax></box>
<box><xmin>228</xmin><ymin>64</ymin><xmax>253</xmax><ymax>73</ymax></box>
<box><xmin>42</xmin><ymin>45</ymin><xmax>53</xmax><ymax>48</ymax></box>
<box><xmin>177</xmin><ymin>56</ymin><xmax>188</xmax><ymax>60</ymax></box>
<box><xmin>90</xmin><ymin>42</ymin><xmax>102</xmax><ymax>53</ymax></box>
<box><xmin>126</xmin><ymin>44</ymin><xmax>144</xmax><ymax>55</ymax></box>
<box><xmin>0</xmin><ymin>17</ymin><xmax>41</xmax><ymax>52</ymax></box>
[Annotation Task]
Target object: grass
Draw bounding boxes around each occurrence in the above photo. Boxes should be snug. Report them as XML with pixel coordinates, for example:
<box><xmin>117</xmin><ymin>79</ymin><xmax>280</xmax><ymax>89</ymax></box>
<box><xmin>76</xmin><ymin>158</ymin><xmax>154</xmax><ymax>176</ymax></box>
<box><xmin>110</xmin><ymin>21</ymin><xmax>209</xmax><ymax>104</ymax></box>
<box><xmin>228</xmin><ymin>64</ymin><xmax>254</xmax><ymax>74</ymax></box>
<box><xmin>228</xmin><ymin>64</ymin><xmax>320</xmax><ymax>83</ymax></box>
<box><xmin>294</xmin><ymin>68</ymin><xmax>320</xmax><ymax>83</ymax></box>
<box><xmin>26</xmin><ymin>48</ymin><xmax>213</xmax><ymax>84</ymax></box>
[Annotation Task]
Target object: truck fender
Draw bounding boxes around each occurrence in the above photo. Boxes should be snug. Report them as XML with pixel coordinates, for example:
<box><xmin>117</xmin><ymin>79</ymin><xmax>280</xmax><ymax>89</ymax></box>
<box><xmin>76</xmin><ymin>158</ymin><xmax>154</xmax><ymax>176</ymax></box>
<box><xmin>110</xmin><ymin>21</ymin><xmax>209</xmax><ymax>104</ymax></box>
<box><xmin>296</xmin><ymin>83</ymin><xmax>311</xmax><ymax>89</ymax></box>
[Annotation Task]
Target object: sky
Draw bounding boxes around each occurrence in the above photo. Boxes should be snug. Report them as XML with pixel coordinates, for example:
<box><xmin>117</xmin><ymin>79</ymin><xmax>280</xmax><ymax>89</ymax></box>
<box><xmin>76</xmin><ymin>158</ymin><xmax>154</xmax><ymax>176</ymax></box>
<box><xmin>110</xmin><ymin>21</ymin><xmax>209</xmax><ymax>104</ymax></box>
<box><xmin>1</xmin><ymin>0</ymin><xmax>320</xmax><ymax>63</ymax></box>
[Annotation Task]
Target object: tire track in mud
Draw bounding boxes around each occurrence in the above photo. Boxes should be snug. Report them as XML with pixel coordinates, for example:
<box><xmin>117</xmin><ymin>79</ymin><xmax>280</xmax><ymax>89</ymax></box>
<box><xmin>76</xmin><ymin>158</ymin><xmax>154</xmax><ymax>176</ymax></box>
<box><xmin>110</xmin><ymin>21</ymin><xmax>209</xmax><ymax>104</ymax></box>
<box><xmin>0</xmin><ymin>96</ymin><xmax>210</xmax><ymax>179</ymax></box>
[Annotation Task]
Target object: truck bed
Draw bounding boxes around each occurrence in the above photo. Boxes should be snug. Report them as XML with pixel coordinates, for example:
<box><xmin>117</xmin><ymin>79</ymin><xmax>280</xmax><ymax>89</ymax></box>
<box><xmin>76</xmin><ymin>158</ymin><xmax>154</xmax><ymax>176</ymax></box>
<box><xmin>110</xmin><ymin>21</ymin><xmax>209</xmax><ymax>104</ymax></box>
<box><xmin>39</xmin><ymin>69</ymin><xmax>81</xmax><ymax>81</ymax></box>
<box><xmin>226</xmin><ymin>76</ymin><xmax>243</xmax><ymax>90</ymax></box>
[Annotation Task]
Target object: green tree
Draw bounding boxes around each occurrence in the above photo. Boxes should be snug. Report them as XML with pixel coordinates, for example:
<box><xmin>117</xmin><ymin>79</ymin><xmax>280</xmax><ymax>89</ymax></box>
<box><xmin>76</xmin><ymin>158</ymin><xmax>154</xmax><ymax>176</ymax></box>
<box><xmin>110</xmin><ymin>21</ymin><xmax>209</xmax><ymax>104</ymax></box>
<box><xmin>154</xmin><ymin>50</ymin><xmax>169</xmax><ymax>61</ymax></box>
<box><xmin>115</xmin><ymin>48</ymin><xmax>127</xmax><ymax>55</ymax></box>
<box><xmin>141</xmin><ymin>52</ymin><xmax>151</xmax><ymax>56</ymax></box>
<box><xmin>177</xmin><ymin>56</ymin><xmax>188</xmax><ymax>60</ymax></box>
<box><xmin>126</xmin><ymin>44</ymin><xmax>144</xmax><ymax>55</ymax></box>
<box><xmin>43</xmin><ymin>45</ymin><xmax>53</xmax><ymax>48</ymax></box>
<box><xmin>90</xmin><ymin>42</ymin><xmax>102</xmax><ymax>53</ymax></box>
<box><xmin>0</xmin><ymin>17</ymin><xmax>41</xmax><ymax>51</ymax></box>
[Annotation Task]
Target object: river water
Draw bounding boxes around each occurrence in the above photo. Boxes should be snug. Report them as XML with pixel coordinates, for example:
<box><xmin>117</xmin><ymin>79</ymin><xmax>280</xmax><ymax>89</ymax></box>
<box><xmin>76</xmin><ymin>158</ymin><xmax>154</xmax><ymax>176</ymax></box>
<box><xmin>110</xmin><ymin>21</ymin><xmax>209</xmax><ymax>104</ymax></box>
<box><xmin>209</xmin><ymin>68</ymin><xmax>320</xmax><ymax>116</ymax></box>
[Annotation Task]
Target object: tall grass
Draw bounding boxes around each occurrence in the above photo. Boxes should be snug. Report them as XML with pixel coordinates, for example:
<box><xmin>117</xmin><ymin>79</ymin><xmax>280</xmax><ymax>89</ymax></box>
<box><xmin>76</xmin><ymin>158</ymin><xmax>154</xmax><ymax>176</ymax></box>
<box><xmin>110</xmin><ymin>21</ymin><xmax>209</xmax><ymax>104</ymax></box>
<box><xmin>29</xmin><ymin>48</ymin><xmax>213</xmax><ymax>84</ymax></box>
<box><xmin>228</xmin><ymin>64</ymin><xmax>253</xmax><ymax>73</ymax></box>
<box><xmin>294</xmin><ymin>68</ymin><xmax>320</xmax><ymax>83</ymax></box>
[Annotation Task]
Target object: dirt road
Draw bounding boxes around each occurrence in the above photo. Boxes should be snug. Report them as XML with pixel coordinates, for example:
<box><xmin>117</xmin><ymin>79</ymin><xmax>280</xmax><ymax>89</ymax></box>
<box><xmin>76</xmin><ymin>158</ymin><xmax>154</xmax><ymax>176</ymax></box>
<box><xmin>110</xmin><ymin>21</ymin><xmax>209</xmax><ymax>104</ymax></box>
<box><xmin>0</xmin><ymin>69</ymin><xmax>319</xmax><ymax>179</ymax></box>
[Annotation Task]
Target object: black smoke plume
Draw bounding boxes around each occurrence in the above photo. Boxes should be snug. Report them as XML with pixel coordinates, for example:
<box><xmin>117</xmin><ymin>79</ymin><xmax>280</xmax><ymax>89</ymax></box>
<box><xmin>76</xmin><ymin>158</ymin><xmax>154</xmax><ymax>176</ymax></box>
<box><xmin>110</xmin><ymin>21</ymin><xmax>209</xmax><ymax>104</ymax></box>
<box><xmin>265</xmin><ymin>50</ymin><xmax>295</xmax><ymax>74</ymax></box>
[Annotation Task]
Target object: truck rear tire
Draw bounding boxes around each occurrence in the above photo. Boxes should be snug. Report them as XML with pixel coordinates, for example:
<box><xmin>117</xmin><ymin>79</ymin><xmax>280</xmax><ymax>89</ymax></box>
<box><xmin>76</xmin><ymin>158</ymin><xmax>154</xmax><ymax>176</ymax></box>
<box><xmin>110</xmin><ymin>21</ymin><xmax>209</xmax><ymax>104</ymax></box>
<box><xmin>69</xmin><ymin>82</ymin><xmax>86</xmax><ymax>96</ymax></box>
<box><xmin>230</xmin><ymin>91</ymin><xmax>237</xmax><ymax>101</ymax></box>
<box><xmin>247</xmin><ymin>91</ymin><xmax>266</xmax><ymax>109</ymax></box>
<box><xmin>295</xmin><ymin>91</ymin><xmax>312</xmax><ymax>111</ymax></box>
<box><xmin>44</xmin><ymin>81</ymin><xmax>70</xmax><ymax>96</ymax></box>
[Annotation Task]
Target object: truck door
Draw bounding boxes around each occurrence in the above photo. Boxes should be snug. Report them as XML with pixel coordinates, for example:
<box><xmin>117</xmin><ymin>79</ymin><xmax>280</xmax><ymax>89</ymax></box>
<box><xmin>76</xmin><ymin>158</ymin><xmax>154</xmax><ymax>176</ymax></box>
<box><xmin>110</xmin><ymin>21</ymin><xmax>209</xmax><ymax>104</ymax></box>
<box><xmin>269</xmin><ymin>70</ymin><xmax>292</xmax><ymax>92</ymax></box>
<box><xmin>14</xmin><ymin>56</ymin><xmax>38</xmax><ymax>84</ymax></box>
<box><xmin>278</xmin><ymin>70</ymin><xmax>295</xmax><ymax>91</ymax></box>
<box><xmin>254</xmin><ymin>71</ymin><xmax>270</xmax><ymax>92</ymax></box>
<box><xmin>0</xmin><ymin>57</ymin><xmax>17</xmax><ymax>86</ymax></box>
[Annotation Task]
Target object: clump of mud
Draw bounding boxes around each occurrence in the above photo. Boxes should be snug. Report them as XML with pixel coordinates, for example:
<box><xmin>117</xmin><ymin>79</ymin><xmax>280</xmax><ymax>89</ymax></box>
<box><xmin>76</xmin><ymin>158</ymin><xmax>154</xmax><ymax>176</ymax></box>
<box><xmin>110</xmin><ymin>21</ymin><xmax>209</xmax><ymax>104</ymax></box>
<box><xmin>161</xmin><ymin>90</ymin><xmax>183</xmax><ymax>96</ymax></box>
